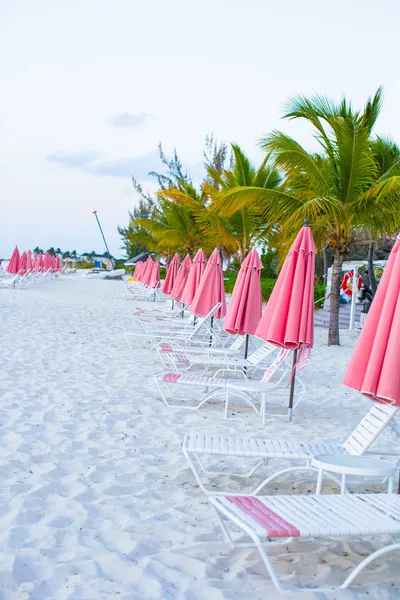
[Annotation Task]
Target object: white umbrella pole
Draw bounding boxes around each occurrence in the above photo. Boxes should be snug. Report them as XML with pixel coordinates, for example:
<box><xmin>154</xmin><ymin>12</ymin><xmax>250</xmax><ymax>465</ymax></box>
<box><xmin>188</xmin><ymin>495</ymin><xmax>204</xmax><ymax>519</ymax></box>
<box><xmin>349</xmin><ymin>266</ymin><xmax>358</xmax><ymax>330</ymax></box>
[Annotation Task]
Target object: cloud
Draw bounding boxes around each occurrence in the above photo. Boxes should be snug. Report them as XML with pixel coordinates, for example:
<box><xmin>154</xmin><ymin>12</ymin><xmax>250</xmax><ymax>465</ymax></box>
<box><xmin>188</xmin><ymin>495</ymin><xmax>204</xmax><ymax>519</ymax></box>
<box><xmin>47</xmin><ymin>150</ymin><xmax>160</xmax><ymax>179</ymax></box>
<box><xmin>109</xmin><ymin>112</ymin><xmax>153</xmax><ymax>128</ymax></box>
<box><xmin>47</xmin><ymin>150</ymin><xmax>205</xmax><ymax>182</ymax></box>
<box><xmin>47</xmin><ymin>151</ymin><xmax>101</xmax><ymax>169</ymax></box>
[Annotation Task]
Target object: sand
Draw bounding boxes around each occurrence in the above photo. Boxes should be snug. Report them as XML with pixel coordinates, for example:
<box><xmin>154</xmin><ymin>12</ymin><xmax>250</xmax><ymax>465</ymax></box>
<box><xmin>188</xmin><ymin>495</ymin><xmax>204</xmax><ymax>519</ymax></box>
<box><xmin>0</xmin><ymin>274</ymin><xmax>398</xmax><ymax>599</ymax></box>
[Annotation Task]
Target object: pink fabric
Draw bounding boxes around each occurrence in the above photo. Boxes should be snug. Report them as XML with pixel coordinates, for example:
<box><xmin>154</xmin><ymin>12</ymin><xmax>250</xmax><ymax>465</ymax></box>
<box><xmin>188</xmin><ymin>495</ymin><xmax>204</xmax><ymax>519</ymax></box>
<box><xmin>37</xmin><ymin>253</ymin><xmax>44</xmax><ymax>271</ymax></box>
<box><xmin>148</xmin><ymin>261</ymin><xmax>161</xmax><ymax>289</ymax></box>
<box><xmin>162</xmin><ymin>373</ymin><xmax>181</xmax><ymax>383</ymax></box>
<box><xmin>55</xmin><ymin>256</ymin><xmax>61</xmax><ymax>271</ymax></box>
<box><xmin>160</xmin><ymin>343</ymin><xmax>173</xmax><ymax>352</ymax></box>
<box><xmin>142</xmin><ymin>257</ymin><xmax>154</xmax><ymax>286</ymax></box>
<box><xmin>190</xmin><ymin>248</ymin><xmax>226</xmax><ymax>319</ymax></box>
<box><xmin>227</xmin><ymin>496</ymin><xmax>300</xmax><ymax>537</ymax></box>
<box><xmin>133</xmin><ymin>261</ymin><xmax>142</xmax><ymax>281</ymax></box>
<box><xmin>43</xmin><ymin>252</ymin><xmax>52</xmax><ymax>271</ymax></box>
<box><xmin>255</xmin><ymin>226</ymin><xmax>316</xmax><ymax>349</ymax></box>
<box><xmin>180</xmin><ymin>249</ymin><xmax>207</xmax><ymax>305</ymax></box>
<box><xmin>343</xmin><ymin>235</ymin><xmax>400</xmax><ymax>406</ymax></box>
<box><xmin>7</xmin><ymin>247</ymin><xmax>20</xmax><ymax>274</ymax></box>
<box><xmin>19</xmin><ymin>252</ymin><xmax>27</xmax><ymax>273</ymax></box>
<box><xmin>163</xmin><ymin>254</ymin><xmax>180</xmax><ymax>295</ymax></box>
<box><xmin>170</xmin><ymin>254</ymin><xmax>192</xmax><ymax>301</ymax></box>
<box><xmin>26</xmin><ymin>250</ymin><xmax>32</xmax><ymax>272</ymax></box>
<box><xmin>224</xmin><ymin>249</ymin><xmax>263</xmax><ymax>335</ymax></box>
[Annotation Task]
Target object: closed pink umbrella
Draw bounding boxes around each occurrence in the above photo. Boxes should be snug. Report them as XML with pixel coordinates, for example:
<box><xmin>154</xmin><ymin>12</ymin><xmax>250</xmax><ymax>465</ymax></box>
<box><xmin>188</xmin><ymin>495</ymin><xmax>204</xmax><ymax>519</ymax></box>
<box><xmin>170</xmin><ymin>254</ymin><xmax>192</xmax><ymax>302</ymax></box>
<box><xmin>149</xmin><ymin>260</ymin><xmax>161</xmax><ymax>289</ymax></box>
<box><xmin>37</xmin><ymin>253</ymin><xmax>44</xmax><ymax>271</ymax></box>
<box><xmin>224</xmin><ymin>249</ymin><xmax>263</xmax><ymax>357</ymax></box>
<box><xmin>43</xmin><ymin>252</ymin><xmax>52</xmax><ymax>271</ymax></box>
<box><xmin>163</xmin><ymin>254</ymin><xmax>180</xmax><ymax>295</ymax></box>
<box><xmin>133</xmin><ymin>261</ymin><xmax>141</xmax><ymax>280</ymax></box>
<box><xmin>255</xmin><ymin>221</ymin><xmax>316</xmax><ymax>421</ymax></box>
<box><xmin>7</xmin><ymin>246</ymin><xmax>20</xmax><ymax>274</ymax></box>
<box><xmin>19</xmin><ymin>252</ymin><xmax>27</xmax><ymax>273</ymax></box>
<box><xmin>180</xmin><ymin>249</ymin><xmax>207</xmax><ymax>305</ymax></box>
<box><xmin>26</xmin><ymin>250</ymin><xmax>33</xmax><ymax>272</ymax></box>
<box><xmin>190</xmin><ymin>248</ymin><xmax>226</xmax><ymax>320</ymax></box>
<box><xmin>142</xmin><ymin>257</ymin><xmax>154</xmax><ymax>286</ymax></box>
<box><xmin>343</xmin><ymin>234</ymin><xmax>400</xmax><ymax>407</ymax></box>
<box><xmin>55</xmin><ymin>256</ymin><xmax>61</xmax><ymax>271</ymax></box>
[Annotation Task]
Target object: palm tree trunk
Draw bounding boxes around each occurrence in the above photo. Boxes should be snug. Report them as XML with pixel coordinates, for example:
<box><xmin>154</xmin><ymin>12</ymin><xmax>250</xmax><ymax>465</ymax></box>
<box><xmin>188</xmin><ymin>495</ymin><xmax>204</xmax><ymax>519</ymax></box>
<box><xmin>323</xmin><ymin>247</ymin><xmax>328</xmax><ymax>279</ymax></box>
<box><xmin>328</xmin><ymin>250</ymin><xmax>344</xmax><ymax>346</ymax></box>
<box><xmin>367</xmin><ymin>240</ymin><xmax>377</xmax><ymax>296</ymax></box>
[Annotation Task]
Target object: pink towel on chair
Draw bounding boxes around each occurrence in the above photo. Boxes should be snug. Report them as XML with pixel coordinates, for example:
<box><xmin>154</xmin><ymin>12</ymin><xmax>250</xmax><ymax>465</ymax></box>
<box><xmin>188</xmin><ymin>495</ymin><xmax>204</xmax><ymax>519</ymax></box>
<box><xmin>227</xmin><ymin>496</ymin><xmax>300</xmax><ymax>537</ymax></box>
<box><xmin>160</xmin><ymin>343</ymin><xmax>173</xmax><ymax>352</ymax></box>
<box><xmin>162</xmin><ymin>373</ymin><xmax>181</xmax><ymax>383</ymax></box>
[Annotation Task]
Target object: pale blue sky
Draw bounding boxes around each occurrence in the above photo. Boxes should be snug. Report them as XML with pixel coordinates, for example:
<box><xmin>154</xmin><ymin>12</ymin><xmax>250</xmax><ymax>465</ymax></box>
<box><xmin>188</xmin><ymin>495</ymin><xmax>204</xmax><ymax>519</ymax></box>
<box><xmin>1</xmin><ymin>0</ymin><xmax>399</xmax><ymax>257</ymax></box>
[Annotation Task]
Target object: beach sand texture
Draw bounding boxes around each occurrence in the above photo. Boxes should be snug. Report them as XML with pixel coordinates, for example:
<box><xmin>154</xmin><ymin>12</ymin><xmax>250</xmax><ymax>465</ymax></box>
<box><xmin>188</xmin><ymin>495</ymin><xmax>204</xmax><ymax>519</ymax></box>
<box><xmin>0</xmin><ymin>275</ymin><xmax>399</xmax><ymax>599</ymax></box>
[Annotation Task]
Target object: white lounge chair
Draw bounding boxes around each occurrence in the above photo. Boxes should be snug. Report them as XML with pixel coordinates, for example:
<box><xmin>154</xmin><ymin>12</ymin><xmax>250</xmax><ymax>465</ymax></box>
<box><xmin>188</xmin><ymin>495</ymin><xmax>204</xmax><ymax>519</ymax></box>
<box><xmin>182</xmin><ymin>403</ymin><xmax>400</xmax><ymax>494</ymax></box>
<box><xmin>154</xmin><ymin>345</ymin><xmax>291</xmax><ymax>414</ymax></box>
<box><xmin>164</xmin><ymin>342</ymin><xmax>283</xmax><ymax>377</ymax></box>
<box><xmin>124</xmin><ymin>303</ymin><xmax>222</xmax><ymax>349</ymax></box>
<box><xmin>208</xmin><ymin>492</ymin><xmax>400</xmax><ymax>594</ymax></box>
<box><xmin>153</xmin><ymin>336</ymin><xmax>246</xmax><ymax>367</ymax></box>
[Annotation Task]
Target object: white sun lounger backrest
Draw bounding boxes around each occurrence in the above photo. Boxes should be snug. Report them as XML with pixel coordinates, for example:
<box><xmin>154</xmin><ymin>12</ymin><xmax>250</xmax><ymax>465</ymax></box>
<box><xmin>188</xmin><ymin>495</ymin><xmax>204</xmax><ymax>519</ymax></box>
<box><xmin>246</xmin><ymin>342</ymin><xmax>277</xmax><ymax>366</ymax></box>
<box><xmin>342</xmin><ymin>403</ymin><xmax>399</xmax><ymax>455</ymax></box>
<box><xmin>188</xmin><ymin>302</ymin><xmax>222</xmax><ymax>339</ymax></box>
<box><xmin>230</xmin><ymin>336</ymin><xmax>246</xmax><ymax>351</ymax></box>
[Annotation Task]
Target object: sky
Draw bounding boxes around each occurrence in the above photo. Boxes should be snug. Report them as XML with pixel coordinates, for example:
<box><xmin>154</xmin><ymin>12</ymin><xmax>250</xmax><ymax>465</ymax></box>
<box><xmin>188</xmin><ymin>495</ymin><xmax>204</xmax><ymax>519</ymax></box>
<box><xmin>2</xmin><ymin>0</ymin><xmax>400</xmax><ymax>258</ymax></box>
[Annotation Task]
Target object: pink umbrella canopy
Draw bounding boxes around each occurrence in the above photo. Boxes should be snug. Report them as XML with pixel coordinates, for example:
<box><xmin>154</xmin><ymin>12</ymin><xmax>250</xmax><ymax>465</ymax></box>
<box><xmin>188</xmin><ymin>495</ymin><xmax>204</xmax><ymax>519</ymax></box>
<box><xmin>180</xmin><ymin>249</ymin><xmax>207</xmax><ymax>305</ymax></box>
<box><xmin>255</xmin><ymin>222</ymin><xmax>316</xmax><ymax>421</ymax></box>
<box><xmin>142</xmin><ymin>257</ymin><xmax>154</xmax><ymax>286</ymax></box>
<box><xmin>224</xmin><ymin>249</ymin><xmax>263</xmax><ymax>336</ymax></box>
<box><xmin>148</xmin><ymin>260</ymin><xmax>161</xmax><ymax>289</ymax></box>
<box><xmin>190</xmin><ymin>248</ymin><xmax>226</xmax><ymax>319</ymax></box>
<box><xmin>7</xmin><ymin>246</ymin><xmax>20</xmax><ymax>274</ymax></box>
<box><xmin>133</xmin><ymin>261</ymin><xmax>142</xmax><ymax>280</ymax></box>
<box><xmin>163</xmin><ymin>254</ymin><xmax>180</xmax><ymax>295</ymax></box>
<box><xmin>55</xmin><ymin>256</ymin><xmax>61</xmax><ymax>270</ymax></box>
<box><xmin>43</xmin><ymin>252</ymin><xmax>52</xmax><ymax>271</ymax></box>
<box><xmin>255</xmin><ymin>223</ymin><xmax>316</xmax><ymax>349</ymax></box>
<box><xmin>343</xmin><ymin>234</ymin><xmax>400</xmax><ymax>407</ymax></box>
<box><xmin>170</xmin><ymin>254</ymin><xmax>192</xmax><ymax>302</ymax></box>
<box><xmin>37</xmin><ymin>253</ymin><xmax>44</xmax><ymax>271</ymax></box>
<box><xmin>26</xmin><ymin>250</ymin><xmax>33</xmax><ymax>272</ymax></box>
<box><xmin>19</xmin><ymin>252</ymin><xmax>27</xmax><ymax>273</ymax></box>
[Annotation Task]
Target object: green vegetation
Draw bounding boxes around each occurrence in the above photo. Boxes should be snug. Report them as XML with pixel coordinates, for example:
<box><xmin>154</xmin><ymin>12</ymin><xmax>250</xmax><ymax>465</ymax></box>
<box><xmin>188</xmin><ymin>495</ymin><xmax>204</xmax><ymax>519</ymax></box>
<box><xmin>119</xmin><ymin>89</ymin><xmax>400</xmax><ymax>345</ymax></box>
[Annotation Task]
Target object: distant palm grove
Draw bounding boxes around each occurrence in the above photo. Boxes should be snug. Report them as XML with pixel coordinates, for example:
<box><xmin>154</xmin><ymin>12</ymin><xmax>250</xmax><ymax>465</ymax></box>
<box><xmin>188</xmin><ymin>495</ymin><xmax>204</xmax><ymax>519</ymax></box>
<box><xmin>118</xmin><ymin>89</ymin><xmax>400</xmax><ymax>345</ymax></box>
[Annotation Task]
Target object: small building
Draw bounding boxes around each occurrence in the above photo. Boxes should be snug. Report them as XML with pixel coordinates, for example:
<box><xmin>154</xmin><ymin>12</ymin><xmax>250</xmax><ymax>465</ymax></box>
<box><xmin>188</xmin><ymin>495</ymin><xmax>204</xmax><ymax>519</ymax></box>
<box><xmin>124</xmin><ymin>252</ymin><xmax>151</xmax><ymax>266</ymax></box>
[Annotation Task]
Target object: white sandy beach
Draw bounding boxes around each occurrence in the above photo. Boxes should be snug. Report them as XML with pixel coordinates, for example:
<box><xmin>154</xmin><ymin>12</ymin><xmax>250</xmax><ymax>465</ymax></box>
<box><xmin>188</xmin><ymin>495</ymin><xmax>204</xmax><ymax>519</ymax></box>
<box><xmin>0</xmin><ymin>275</ymin><xmax>399</xmax><ymax>600</ymax></box>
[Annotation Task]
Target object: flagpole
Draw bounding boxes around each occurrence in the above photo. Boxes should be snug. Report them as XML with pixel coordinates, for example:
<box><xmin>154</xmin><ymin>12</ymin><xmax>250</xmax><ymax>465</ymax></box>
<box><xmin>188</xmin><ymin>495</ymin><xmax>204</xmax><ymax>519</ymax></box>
<box><xmin>92</xmin><ymin>211</ymin><xmax>114</xmax><ymax>270</ymax></box>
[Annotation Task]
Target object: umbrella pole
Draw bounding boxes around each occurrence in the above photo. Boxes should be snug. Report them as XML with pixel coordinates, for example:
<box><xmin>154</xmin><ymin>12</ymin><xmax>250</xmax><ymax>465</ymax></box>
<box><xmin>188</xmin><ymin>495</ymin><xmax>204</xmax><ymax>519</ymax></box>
<box><xmin>171</xmin><ymin>299</ymin><xmax>174</xmax><ymax>310</ymax></box>
<box><xmin>243</xmin><ymin>334</ymin><xmax>249</xmax><ymax>376</ymax></box>
<box><xmin>288</xmin><ymin>348</ymin><xmax>298</xmax><ymax>423</ymax></box>
<box><xmin>209</xmin><ymin>317</ymin><xmax>214</xmax><ymax>347</ymax></box>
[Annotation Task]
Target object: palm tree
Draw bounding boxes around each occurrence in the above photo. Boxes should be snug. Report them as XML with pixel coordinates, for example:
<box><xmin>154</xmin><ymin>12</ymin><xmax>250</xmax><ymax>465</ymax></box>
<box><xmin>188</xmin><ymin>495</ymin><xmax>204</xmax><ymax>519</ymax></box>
<box><xmin>55</xmin><ymin>247</ymin><xmax>62</xmax><ymax>255</ymax></box>
<box><xmin>161</xmin><ymin>144</ymin><xmax>282</xmax><ymax>262</ymax></box>
<box><xmin>213</xmin><ymin>89</ymin><xmax>400</xmax><ymax>345</ymax></box>
<box><xmin>133</xmin><ymin>183</ymin><xmax>214</xmax><ymax>257</ymax></box>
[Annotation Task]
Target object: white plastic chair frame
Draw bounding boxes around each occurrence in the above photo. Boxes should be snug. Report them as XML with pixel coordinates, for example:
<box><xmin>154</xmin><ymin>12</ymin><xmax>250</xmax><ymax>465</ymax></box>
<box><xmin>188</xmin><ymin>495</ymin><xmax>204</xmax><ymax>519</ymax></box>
<box><xmin>208</xmin><ymin>492</ymin><xmax>400</xmax><ymax>594</ymax></box>
<box><xmin>154</xmin><ymin>345</ymin><xmax>282</xmax><ymax>413</ymax></box>
<box><xmin>182</xmin><ymin>404</ymin><xmax>400</xmax><ymax>495</ymax></box>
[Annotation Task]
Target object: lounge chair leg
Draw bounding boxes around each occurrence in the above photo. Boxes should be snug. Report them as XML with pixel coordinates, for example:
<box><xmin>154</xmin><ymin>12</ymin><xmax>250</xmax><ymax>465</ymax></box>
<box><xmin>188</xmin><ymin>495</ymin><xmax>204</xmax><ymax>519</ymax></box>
<box><xmin>224</xmin><ymin>388</ymin><xmax>230</xmax><ymax>419</ymax></box>
<box><xmin>340</xmin><ymin>543</ymin><xmax>400</xmax><ymax>589</ymax></box>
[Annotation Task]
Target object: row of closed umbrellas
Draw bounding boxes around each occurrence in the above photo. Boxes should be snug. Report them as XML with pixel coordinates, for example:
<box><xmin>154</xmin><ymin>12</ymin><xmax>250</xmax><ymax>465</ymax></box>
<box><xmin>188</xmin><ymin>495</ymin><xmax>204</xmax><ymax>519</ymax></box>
<box><xmin>135</xmin><ymin>224</ymin><xmax>400</xmax><ymax>412</ymax></box>
<box><xmin>6</xmin><ymin>246</ymin><xmax>61</xmax><ymax>274</ymax></box>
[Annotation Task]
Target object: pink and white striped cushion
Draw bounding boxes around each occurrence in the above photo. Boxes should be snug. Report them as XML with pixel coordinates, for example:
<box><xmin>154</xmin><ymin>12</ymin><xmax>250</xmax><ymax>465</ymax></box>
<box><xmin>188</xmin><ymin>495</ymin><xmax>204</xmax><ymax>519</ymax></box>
<box><xmin>162</xmin><ymin>373</ymin><xmax>181</xmax><ymax>383</ymax></box>
<box><xmin>227</xmin><ymin>496</ymin><xmax>300</xmax><ymax>537</ymax></box>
